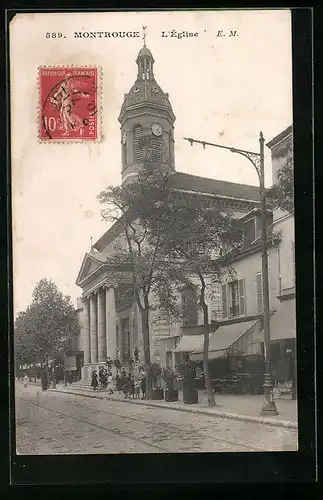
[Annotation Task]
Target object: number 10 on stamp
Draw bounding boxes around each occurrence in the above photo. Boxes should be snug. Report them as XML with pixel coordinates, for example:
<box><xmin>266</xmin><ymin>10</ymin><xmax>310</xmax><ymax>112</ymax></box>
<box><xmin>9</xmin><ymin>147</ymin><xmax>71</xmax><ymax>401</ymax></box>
<box><xmin>38</xmin><ymin>66</ymin><xmax>100</xmax><ymax>141</ymax></box>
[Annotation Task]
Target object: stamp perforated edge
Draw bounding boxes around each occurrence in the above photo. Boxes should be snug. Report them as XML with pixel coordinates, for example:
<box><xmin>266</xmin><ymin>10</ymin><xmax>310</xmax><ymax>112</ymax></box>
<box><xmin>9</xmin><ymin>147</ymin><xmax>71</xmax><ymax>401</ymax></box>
<box><xmin>37</xmin><ymin>65</ymin><xmax>103</xmax><ymax>144</ymax></box>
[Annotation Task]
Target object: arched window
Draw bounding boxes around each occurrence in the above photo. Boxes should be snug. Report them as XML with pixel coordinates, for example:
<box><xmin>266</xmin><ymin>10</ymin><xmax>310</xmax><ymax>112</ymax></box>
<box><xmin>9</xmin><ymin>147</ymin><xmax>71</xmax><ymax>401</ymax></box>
<box><xmin>122</xmin><ymin>142</ymin><xmax>127</xmax><ymax>171</ymax></box>
<box><xmin>182</xmin><ymin>287</ymin><xmax>198</xmax><ymax>327</ymax></box>
<box><xmin>168</xmin><ymin>132</ymin><xmax>172</xmax><ymax>160</ymax></box>
<box><xmin>150</xmin><ymin>136</ymin><xmax>162</xmax><ymax>161</ymax></box>
<box><xmin>133</xmin><ymin>125</ymin><xmax>144</xmax><ymax>162</ymax></box>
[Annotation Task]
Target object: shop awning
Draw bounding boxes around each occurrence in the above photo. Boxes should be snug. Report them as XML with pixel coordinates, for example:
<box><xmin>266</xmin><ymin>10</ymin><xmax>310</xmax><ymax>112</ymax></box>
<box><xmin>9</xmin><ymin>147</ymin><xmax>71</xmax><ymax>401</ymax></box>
<box><xmin>173</xmin><ymin>334</ymin><xmax>206</xmax><ymax>353</ymax></box>
<box><xmin>190</xmin><ymin>349</ymin><xmax>228</xmax><ymax>362</ymax></box>
<box><xmin>269</xmin><ymin>298</ymin><xmax>296</xmax><ymax>340</ymax></box>
<box><xmin>189</xmin><ymin>320</ymin><xmax>258</xmax><ymax>361</ymax></box>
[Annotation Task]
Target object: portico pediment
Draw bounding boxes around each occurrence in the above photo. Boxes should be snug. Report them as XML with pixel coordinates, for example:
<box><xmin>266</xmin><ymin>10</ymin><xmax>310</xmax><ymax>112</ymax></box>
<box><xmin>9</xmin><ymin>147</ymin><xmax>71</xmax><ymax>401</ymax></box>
<box><xmin>76</xmin><ymin>252</ymin><xmax>106</xmax><ymax>286</ymax></box>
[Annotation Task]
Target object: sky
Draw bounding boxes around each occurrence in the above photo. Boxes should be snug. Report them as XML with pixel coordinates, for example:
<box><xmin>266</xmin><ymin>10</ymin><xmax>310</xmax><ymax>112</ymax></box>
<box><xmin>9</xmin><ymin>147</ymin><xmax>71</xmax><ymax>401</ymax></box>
<box><xmin>10</xmin><ymin>9</ymin><xmax>293</xmax><ymax>315</ymax></box>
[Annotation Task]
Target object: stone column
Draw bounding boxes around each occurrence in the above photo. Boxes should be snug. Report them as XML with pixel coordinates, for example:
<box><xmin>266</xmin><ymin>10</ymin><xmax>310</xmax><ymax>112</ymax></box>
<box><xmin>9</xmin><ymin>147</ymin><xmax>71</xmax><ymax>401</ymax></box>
<box><xmin>97</xmin><ymin>288</ymin><xmax>106</xmax><ymax>363</ymax></box>
<box><xmin>90</xmin><ymin>293</ymin><xmax>98</xmax><ymax>364</ymax></box>
<box><xmin>81</xmin><ymin>297</ymin><xmax>90</xmax><ymax>380</ymax></box>
<box><xmin>105</xmin><ymin>286</ymin><xmax>117</xmax><ymax>360</ymax></box>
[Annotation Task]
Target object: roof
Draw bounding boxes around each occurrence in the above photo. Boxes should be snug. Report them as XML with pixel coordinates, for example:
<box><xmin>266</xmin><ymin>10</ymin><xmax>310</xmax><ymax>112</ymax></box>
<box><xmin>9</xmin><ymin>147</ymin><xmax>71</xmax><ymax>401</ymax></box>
<box><xmin>268</xmin><ymin>298</ymin><xmax>296</xmax><ymax>340</ymax></box>
<box><xmin>170</xmin><ymin>172</ymin><xmax>260</xmax><ymax>202</ymax></box>
<box><xmin>88</xmin><ymin>249</ymin><xmax>106</xmax><ymax>263</ymax></box>
<box><xmin>93</xmin><ymin>175</ymin><xmax>260</xmax><ymax>252</ymax></box>
<box><xmin>191</xmin><ymin>319</ymin><xmax>258</xmax><ymax>355</ymax></box>
<box><xmin>136</xmin><ymin>46</ymin><xmax>154</xmax><ymax>60</ymax></box>
<box><xmin>266</xmin><ymin>125</ymin><xmax>293</xmax><ymax>149</ymax></box>
<box><xmin>119</xmin><ymin>78</ymin><xmax>175</xmax><ymax>122</ymax></box>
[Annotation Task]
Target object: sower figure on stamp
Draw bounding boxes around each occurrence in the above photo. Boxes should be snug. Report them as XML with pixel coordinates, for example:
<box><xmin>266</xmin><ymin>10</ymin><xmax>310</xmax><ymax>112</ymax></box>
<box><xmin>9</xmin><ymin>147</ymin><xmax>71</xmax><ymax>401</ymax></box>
<box><xmin>50</xmin><ymin>74</ymin><xmax>90</xmax><ymax>136</ymax></box>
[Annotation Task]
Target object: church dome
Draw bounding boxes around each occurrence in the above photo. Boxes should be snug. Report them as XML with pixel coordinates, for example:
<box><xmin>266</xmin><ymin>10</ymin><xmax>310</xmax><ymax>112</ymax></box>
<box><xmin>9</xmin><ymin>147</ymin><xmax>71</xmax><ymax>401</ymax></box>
<box><xmin>136</xmin><ymin>46</ymin><xmax>154</xmax><ymax>60</ymax></box>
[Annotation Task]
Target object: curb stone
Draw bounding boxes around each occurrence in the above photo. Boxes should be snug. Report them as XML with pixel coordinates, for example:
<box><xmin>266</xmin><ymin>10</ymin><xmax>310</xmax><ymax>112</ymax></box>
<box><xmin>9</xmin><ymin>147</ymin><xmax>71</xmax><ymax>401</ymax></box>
<box><xmin>49</xmin><ymin>387</ymin><xmax>298</xmax><ymax>430</ymax></box>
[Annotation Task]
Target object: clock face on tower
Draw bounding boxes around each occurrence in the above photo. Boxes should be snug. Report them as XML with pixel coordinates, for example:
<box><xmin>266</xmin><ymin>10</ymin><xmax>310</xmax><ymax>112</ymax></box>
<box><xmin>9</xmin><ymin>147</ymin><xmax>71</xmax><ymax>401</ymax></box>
<box><xmin>122</xmin><ymin>131</ymin><xmax>127</xmax><ymax>144</ymax></box>
<box><xmin>152</xmin><ymin>123</ymin><xmax>163</xmax><ymax>136</ymax></box>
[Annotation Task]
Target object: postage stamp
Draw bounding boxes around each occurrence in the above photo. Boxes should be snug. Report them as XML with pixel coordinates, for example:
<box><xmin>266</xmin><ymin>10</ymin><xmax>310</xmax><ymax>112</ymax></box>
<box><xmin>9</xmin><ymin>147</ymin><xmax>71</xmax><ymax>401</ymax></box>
<box><xmin>38</xmin><ymin>66</ymin><xmax>101</xmax><ymax>142</ymax></box>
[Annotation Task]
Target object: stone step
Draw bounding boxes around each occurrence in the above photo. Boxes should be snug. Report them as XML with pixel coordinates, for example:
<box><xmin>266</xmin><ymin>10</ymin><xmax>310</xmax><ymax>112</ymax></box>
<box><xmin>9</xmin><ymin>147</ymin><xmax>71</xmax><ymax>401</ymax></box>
<box><xmin>66</xmin><ymin>382</ymin><xmax>109</xmax><ymax>393</ymax></box>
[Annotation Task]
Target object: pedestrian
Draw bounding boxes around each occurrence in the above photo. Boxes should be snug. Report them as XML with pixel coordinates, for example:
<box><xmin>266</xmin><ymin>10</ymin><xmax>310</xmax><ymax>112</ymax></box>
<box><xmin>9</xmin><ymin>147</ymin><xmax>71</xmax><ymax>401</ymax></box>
<box><xmin>114</xmin><ymin>357</ymin><xmax>121</xmax><ymax>375</ymax></box>
<box><xmin>23</xmin><ymin>374</ymin><xmax>28</xmax><ymax>388</ymax></box>
<box><xmin>99</xmin><ymin>367</ymin><xmax>105</xmax><ymax>389</ymax></box>
<box><xmin>128</xmin><ymin>375</ymin><xmax>135</xmax><ymax>399</ymax></box>
<box><xmin>100</xmin><ymin>368</ymin><xmax>107</xmax><ymax>390</ymax></box>
<box><xmin>103</xmin><ymin>368</ymin><xmax>109</xmax><ymax>389</ymax></box>
<box><xmin>134</xmin><ymin>378</ymin><xmax>140</xmax><ymax>399</ymax></box>
<box><xmin>107</xmin><ymin>371</ymin><xmax>114</xmax><ymax>394</ymax></box>
<box><xmin>122</xmin><ymin>371</ymin><xmax>130</xmax><ymax>398</ymax></box>
<box><xmin>91</xmin><ymin>370</ymin><xmax>98</xmax><ymax>391</ymax></box>
<box><xmin>115</xmin><ymin>373</ymin><xmax>122</xmax><ymax>394</ymax></box>
<box><xmin>140</xmin><ymin>373</ymin><xmax>147</xmax><ymax>399</ymax></box>
<box><xmin>106</xmin><ymin>357</ymin><xmax>113</xmax><ymax>371</ymax></box>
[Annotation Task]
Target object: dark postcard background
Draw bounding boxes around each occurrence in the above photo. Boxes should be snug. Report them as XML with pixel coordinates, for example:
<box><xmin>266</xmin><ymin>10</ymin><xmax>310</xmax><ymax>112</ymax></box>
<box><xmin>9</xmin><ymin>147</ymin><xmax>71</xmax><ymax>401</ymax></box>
<box><xmin>2</xmin><ymin>5</ymin><xmax>317</xmax><ymax>492</ymax></box>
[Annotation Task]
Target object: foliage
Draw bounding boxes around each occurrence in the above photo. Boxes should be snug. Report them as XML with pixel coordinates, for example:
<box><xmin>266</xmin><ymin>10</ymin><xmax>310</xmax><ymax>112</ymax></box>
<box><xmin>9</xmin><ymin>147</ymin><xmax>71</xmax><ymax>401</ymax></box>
<box><xmin>14</xmin><ymin>278</ymin><xmax>79</xmax><ymax>367</ymax></box>
<box><xmin>145</xmin><ymin>191</ymin><xmax>242</xmax><ymax>407</ymax></box>
<box><xmin>161</xmin><ymin>366</ymin><xmax>178</xmax><ymax>389</ymax></box>
<box><xmin>97</xmin><ymin>153</ymin><xmax>173</xmax><ymax>366</ymax></box>
<box><xmin>98</xmin><ymin>150</ymin><xmax>242</xmax><ymax>406</ymax></box>
<box><xmin>267</xmin><ymin>147</ymin><xmax>294</xmax><ymax>214</ymax></box>
<box><xmin>176</xmin><ymin>360</ymin><xmax>196</xmax><ymax>379</ymax></box>
<box><xmin>146</xmin><ymin>362</ymin><xmax>162</xmax><ymax>389</ymax></box>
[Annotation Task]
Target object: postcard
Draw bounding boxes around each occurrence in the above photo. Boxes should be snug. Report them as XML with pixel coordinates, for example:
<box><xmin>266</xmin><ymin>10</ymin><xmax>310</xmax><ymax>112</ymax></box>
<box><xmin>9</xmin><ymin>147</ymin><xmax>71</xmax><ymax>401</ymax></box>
<box><xmin>10</xmin><ymin>9</ymin><xmax>298</xmax><ymax>459</ymax></box>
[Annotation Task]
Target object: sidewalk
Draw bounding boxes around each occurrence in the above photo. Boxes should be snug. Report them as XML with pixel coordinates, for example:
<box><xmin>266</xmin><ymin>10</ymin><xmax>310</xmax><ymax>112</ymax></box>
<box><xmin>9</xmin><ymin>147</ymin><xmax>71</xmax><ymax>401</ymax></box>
<box><xmin>49</xmin><ymin>382</ymin><xmax>298</xmax><ymax>429</ymax></box>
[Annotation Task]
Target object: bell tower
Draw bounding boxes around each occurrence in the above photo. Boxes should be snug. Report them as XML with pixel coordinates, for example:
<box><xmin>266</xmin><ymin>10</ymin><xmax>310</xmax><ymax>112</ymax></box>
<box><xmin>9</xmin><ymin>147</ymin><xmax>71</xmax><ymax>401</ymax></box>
<box><xmin>118</xmin><ymin>29</ymin><xmax>176</xmax><ymax>185</ymax></box>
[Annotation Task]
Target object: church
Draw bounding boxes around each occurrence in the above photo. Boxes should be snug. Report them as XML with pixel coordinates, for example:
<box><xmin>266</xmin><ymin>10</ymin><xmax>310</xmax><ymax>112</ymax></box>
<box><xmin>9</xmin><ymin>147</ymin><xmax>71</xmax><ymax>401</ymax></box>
<box><xmin>75</xmin><ymin>41</ymin><xmax>261</xmax><ymax>381</ymax></box>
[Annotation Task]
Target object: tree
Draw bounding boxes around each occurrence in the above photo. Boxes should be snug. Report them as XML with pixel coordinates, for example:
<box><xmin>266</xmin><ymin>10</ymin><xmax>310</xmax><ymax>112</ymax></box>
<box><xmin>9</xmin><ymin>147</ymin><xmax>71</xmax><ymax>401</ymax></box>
<box><xmin>97</xmin><ymin>153</ymin><xmax>173</xmax><ymax>395</ymax></box>
<box><xmin>267</xmin><ymin>146</ymin><xmax>294</xmax><ymax>214</ymax></box>
<box><xmin>15</xmin><ymin>309</ymin><xmax>38</xmax><ymax>369</ymax></box>
<box><xmin>98</xmin><ymin>153</ymin><xmax>241</xmax><ymax>405</ymax></box>
<box><xmin>149</xmin><ymin>193</ymin><xmax>241</xmax><ymax>407</ymax></box>
<box><xmin>14</xmin><ymin>279</ymin><xmax>79</xmax><ymax>382</ymax></box>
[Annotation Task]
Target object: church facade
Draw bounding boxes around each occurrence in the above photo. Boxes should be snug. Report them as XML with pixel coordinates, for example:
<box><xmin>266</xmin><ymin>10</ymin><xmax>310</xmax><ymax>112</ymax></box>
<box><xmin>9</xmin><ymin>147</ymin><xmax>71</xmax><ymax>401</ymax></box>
<box><xmin>75</xmin><ymin>43</ymin><xmax>260</xmax><ymax>380</ymax></box>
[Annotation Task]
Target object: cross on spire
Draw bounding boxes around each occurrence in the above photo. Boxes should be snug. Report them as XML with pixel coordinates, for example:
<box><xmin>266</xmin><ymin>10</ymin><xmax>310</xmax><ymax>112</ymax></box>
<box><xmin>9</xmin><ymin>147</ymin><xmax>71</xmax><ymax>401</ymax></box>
<box><xmin>142</xmin><ymin>25</ymin><xmax>147</xmax><ymax>47</ymax></box>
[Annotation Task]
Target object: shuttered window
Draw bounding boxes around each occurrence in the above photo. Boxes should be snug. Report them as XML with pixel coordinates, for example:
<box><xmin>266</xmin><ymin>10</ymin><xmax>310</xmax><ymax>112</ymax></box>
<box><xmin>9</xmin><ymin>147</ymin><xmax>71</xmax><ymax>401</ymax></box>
<box><xmin>228</xmin><ymin>279</ymin><xmax>246</xmax><ymax>317</ymax></box>
<box><xmin>238</xmin><ymin>278</ymin><xmax>245</xmax><ymax>316</ymax></box>
<box><xmin>243</xmin><ymin>218</ymin><xmax>256</xmax><ymax>246</ymax></box>
<box><xmin>133</xmin><ymin>125</ymin><xmax>144</xmax><ymax>162</ymax></box>
<box><xmin>256</xmin><ymin>272</ymin><xmax>263</xmax><ymax>313</ymax></box>
<box><xmin>222</xmin><ymin>284</ymin><xmax>228</xmax><ymax>319</ymax></box>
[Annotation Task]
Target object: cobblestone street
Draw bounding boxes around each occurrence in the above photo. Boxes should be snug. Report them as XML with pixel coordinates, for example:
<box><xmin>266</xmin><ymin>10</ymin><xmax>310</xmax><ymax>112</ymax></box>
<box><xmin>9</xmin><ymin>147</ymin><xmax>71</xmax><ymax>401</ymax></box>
<box><xmin>15</xmin><ymin>382</ymin><xmax>298</xmax><ymax>454</ymax></box>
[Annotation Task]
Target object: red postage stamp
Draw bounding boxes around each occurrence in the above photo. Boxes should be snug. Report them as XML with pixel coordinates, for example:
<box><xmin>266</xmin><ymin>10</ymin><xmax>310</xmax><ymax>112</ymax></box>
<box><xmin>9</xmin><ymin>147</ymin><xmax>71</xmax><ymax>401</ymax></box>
<box><xmin>38</xmin><ymin>66</ymin><xmax>101</xmax><ymax>142</ymax></box>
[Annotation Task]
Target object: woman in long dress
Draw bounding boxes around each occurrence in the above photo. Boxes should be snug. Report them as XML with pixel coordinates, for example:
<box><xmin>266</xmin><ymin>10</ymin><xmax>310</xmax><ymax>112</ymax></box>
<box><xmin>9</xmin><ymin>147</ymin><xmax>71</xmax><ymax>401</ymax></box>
<box><xmin>91</xmin><ymin>370</ymin><xmax>98</xmax><ymax>391</ymax></box>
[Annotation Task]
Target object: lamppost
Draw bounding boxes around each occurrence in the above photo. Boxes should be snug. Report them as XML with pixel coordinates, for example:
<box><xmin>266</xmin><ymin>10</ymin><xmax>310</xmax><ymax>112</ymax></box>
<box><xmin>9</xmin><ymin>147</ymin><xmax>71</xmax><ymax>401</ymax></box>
<box><xmin>184</xmin><ymin>132</ymin><xmax>278</xmax><ymax>416</ymax></box>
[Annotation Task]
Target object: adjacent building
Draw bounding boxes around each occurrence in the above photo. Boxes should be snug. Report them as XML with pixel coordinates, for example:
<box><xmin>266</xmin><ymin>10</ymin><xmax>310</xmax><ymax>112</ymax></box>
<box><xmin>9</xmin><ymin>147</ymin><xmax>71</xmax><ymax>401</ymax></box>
<box><xmin>166</xmin><ymin>125</ymin><xmax>296</xmax><ymax>398</ymax></box>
